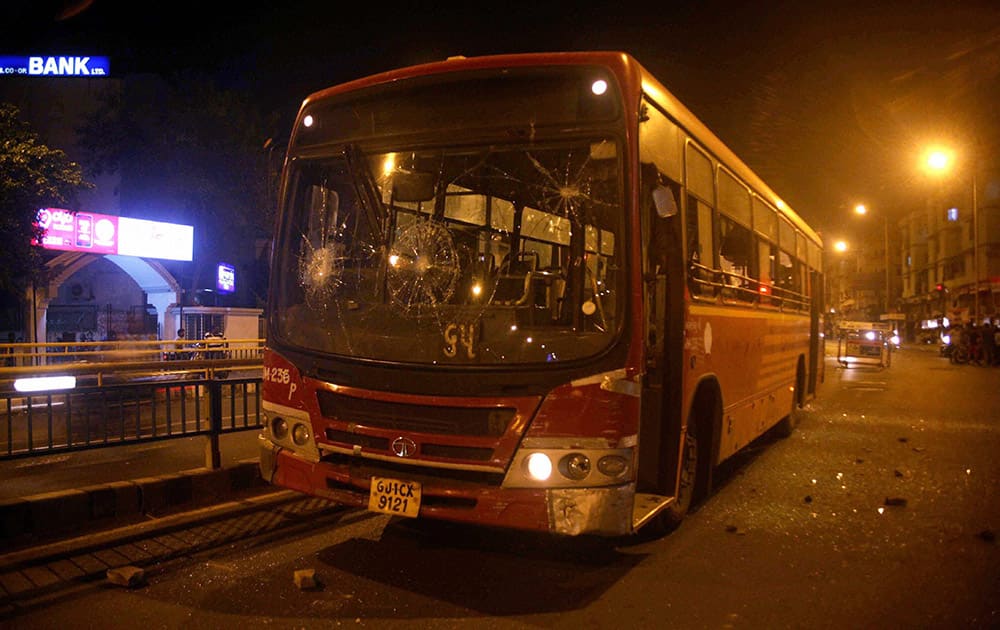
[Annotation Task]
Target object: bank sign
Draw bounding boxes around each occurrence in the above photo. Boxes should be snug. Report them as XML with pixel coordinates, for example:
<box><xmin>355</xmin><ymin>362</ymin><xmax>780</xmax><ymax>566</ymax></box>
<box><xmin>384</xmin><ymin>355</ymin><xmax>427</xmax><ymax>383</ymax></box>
<box><xmin>0</xmin><ymin>56</ymin><xmax>110</xmax><ymax>77</ymax></box>
<box><xmin>35</xmin><ymin>208</ymin><xmax>193</xmax><ymax>262</ymax></box>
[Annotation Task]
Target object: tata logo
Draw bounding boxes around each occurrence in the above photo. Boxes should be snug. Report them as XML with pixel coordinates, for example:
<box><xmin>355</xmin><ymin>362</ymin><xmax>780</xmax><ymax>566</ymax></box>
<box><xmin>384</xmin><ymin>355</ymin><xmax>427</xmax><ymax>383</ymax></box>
<box><xmin>391</xmin><ymin>437</ymin><xmax>417</xmax><ymax>458</ymax></box>
<box><xmin>28</xmin><ymin>56</ymin><xmax>109</xmax><ymax>76</ymax></box>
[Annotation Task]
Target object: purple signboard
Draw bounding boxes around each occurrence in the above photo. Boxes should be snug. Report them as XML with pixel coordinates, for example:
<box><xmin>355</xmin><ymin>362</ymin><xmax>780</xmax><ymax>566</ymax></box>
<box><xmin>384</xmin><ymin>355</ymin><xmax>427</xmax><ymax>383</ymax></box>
<box><xmin>217</xmin><ymin>262</ymin><xmax>236</xmax><ymax>294</ymax></box>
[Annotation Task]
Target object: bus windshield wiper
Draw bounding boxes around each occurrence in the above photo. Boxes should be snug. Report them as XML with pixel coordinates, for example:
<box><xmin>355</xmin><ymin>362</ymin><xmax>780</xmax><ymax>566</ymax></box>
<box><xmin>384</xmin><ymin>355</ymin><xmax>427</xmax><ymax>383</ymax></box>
<box><xmin>343</xmin><ymin>144</ymin><xmax>387</xmax><ymax>244</ymax></box>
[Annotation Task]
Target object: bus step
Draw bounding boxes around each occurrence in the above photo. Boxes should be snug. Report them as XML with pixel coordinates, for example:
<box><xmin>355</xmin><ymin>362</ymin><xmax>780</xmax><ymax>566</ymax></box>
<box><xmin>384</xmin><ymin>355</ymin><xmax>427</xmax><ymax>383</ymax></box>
<box><xmin>632</xmin><ymin>492</ymin><xmax>675</xmax><ymax>531</ymax></box>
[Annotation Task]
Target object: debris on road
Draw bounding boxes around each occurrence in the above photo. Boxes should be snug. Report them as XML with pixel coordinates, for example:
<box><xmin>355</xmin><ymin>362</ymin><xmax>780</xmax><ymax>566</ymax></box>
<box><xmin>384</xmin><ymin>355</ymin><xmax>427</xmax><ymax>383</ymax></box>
<box><xmin>106</xmin><ymin>566</ymin><xmax>145</xmax><ymax>588</ymax></box>
<box><xmin>294</xmin><ymin>568</ymin><xmax>318</xmax><ymax>590</ymax></box>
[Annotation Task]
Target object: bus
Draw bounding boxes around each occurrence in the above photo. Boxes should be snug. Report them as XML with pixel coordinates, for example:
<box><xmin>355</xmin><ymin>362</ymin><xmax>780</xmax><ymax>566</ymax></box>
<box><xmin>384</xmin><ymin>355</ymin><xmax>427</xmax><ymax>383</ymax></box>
<box><xmin>259</xmin><ymin>51</ymin><xmax>824</xmax><ymax>538</ymax></box>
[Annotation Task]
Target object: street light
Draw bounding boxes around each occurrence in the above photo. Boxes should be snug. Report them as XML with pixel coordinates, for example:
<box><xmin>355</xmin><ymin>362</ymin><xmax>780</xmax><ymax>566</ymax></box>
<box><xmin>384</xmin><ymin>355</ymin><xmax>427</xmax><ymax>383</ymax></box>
<box><xmin>924</xmin><ymin>146</ymin><xmax>979</xmax><ymax>323</ymax></box>
<box><xmin>853</xmin><ymin>204</ymin><xmax>891</xmax><ymax>316</ymax></box>
<box><xmin>826</xmin><ymin>239</ymin><xmax>851</xmax><ymax>328</ymax></box>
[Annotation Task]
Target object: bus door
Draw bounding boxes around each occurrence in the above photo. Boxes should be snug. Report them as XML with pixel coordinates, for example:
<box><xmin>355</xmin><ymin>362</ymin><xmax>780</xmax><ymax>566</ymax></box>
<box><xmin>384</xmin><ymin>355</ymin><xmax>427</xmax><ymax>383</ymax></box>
<box><xmin>637</xmin><ymin>168</ymin><xmax>684</xmax><ymax>501</ymax></box>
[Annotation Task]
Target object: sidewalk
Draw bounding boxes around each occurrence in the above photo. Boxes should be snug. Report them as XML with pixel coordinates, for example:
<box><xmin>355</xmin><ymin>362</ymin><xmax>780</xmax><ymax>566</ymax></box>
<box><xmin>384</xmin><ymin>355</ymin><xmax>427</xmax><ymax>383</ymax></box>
<box><xmin>0</xmin><ymin>431</ymin><xmax>269</xmax><ymax>551</ymax></box>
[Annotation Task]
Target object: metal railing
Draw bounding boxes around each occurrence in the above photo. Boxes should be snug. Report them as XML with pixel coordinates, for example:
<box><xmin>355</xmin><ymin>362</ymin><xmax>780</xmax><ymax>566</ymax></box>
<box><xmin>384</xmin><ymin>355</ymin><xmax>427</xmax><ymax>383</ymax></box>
<box><xmin>689</xmin><ymin>263</ymin><xmax>811</xmax><ymax>311</ymax></box>
<box><xmin>0</xmin><ymin>339</ymin><xmax>266</xmax><ymax>467</ymax></box>
<box><xmin>0</xmin><ymin>337</ymin><xmax>264</xmax><ymax>368</ymax></box>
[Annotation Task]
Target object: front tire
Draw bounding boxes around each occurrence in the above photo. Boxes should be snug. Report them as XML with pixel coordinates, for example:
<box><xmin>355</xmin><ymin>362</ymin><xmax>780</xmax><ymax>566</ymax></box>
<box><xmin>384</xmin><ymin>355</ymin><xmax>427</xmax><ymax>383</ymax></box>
<box><xmin>952</xmin><ymin>345</ymin><xmax>969</xmax><ymax>364</ymax></box>
<box><xmin>663</xmin><ymin>422</ymin><xmax>698</xmax><ymax>526</ymax></box>
<box><xmin>639</xmin><ymin>418</ymin><xmax>699</xmax><ymax>539</ymax></box>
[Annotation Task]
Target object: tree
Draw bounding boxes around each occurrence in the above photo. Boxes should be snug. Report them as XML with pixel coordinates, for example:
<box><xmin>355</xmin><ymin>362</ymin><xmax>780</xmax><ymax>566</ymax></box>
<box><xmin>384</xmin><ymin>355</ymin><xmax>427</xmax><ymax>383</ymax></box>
<box><xmin>0</xmin><ymin>103</ymin><xmax>92</xmax><ymax>293</ymax></box>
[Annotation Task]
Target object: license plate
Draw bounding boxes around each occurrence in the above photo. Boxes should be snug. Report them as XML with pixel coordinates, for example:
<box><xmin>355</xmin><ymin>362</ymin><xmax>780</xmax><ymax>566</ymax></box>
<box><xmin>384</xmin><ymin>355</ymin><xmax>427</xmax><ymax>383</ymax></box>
<box><xmin>368</xmin><ymin>476</ymin><xmax>421</xmax><ymax>518</ymax></box>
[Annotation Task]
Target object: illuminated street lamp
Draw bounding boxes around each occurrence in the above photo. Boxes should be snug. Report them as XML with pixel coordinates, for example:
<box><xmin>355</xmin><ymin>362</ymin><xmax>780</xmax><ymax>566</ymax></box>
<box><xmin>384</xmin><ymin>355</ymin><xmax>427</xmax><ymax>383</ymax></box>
<box><xmin>924</xmin><ymin>146</ymin><xmax>979</xmax><ymax>323</ymax></box>
<box><xmin>825</xmin><ymin>239</ymin><xmax>850</xmax><ymax>328</ymax></box>
<box><xmin>926</xmin><ymin>148</ymin><xmax>952</xmax><ymax>171</ymax></box>
<box><xmin>853</xmin><ymin>204</ymin><xmax>891</xmax><ymax>316</ymax></box>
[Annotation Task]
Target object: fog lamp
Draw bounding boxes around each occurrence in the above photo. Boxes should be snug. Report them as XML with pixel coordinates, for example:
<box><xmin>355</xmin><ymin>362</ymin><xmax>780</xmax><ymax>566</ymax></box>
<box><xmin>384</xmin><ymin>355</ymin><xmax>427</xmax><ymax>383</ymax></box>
<box><xmin>559</xmin><ymin>453</ymin><xmax>591</xmax><ymax>480</ymax></box>
<box><xmin>292</xmin><ymin>422</ymin><xmax>311</xmax><ymax>446</ymax></box>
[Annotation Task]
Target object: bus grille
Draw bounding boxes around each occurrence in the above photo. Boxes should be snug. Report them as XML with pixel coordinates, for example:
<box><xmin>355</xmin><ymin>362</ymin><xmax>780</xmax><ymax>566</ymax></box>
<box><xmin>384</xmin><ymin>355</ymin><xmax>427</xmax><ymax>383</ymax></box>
<box><xmin>321</xmin><ymin>451</ymin><xmax>505</xmax><ymax>487</ymax></box>
<box><xmin>323</xmin><ymin>429</ymin><xmax>493</xmax><ymax>461</ymax></box>
<box><xmin>315</xmin><ymin>390</ymin><xmax>515</xmax><ymax>437</ymax></box>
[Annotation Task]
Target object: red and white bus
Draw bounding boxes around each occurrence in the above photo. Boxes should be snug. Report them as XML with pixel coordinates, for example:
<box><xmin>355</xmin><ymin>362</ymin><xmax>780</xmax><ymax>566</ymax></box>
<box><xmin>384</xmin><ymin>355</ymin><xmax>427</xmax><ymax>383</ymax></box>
<box><xmin>259</xmin><ymin>51</ymin><xmax>824</xmax><ymax>537</ymax></box>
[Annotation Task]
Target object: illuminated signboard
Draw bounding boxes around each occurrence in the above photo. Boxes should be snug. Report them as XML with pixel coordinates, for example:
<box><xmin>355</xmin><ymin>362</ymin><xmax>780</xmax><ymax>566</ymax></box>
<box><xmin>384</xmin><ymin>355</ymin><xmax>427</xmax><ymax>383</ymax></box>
<box><xmin>0</xmin><ymin>56</ymin><xmax>110</xmax><ymax>77</ymax></box>
<box><xmin>35</xmin><ymin>208</ymin><xmax>193</xmax><ymax>262</ymax></box>
<box><xmin>217</xmin><ymin>262</ymin><xmax>236</xmax><ymax>294</ymax></box>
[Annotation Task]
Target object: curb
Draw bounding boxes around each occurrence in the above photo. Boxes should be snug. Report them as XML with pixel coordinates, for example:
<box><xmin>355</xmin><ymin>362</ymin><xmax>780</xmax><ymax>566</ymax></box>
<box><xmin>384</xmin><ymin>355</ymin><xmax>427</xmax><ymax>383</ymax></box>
<box><xmin>0</xmin><ymin>458</ymin><xmax>265</xmax><ymax>549</ymax></box>
<box><xmin>0</xmin><ymin>489</ymin><xmax>304</xmax><ymax>574</ymax></box>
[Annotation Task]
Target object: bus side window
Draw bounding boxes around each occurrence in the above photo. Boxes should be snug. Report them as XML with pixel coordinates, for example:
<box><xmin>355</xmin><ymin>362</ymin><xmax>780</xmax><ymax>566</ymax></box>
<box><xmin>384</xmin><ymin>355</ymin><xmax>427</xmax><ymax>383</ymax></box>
<box><xmin>777</xmin><ymin>249</ymin><xmax>795</xmax><ymax>303</ymax></box>
<box><xmin>758</xmin><ymin>237</ymin><xmax>776</xmax><ymax>304</ymax></box>
<box><xmin>790</xmin><ymin>256</ymin><xmax>805</xmax><ymax>309</ymax></box>
<box><xmin>686</xmin><ymin>194</ymin><xmax>715</xmax><ymax>298</ymax></box>
<box><xmin>719</xmin><ymin>216</ymin><xmax>754</xmax><ymax>302</ymax></box>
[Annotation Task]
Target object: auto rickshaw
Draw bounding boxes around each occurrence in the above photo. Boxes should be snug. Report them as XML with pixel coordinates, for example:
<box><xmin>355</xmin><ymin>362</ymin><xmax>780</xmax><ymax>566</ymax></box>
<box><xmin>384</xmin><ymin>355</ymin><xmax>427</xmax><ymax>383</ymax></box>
<box><xmin>836</xmin><ymin>321</ymin><xmax>892</xmax><ymax>368</ymax></box>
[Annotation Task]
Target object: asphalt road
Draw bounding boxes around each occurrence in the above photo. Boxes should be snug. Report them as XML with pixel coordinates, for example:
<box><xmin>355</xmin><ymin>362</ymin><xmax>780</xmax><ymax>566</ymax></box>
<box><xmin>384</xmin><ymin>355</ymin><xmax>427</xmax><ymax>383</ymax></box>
<box><xmin>3</xmin><ymin>343</ymin><xmax>999</xmax><ymax>629</ymax></box>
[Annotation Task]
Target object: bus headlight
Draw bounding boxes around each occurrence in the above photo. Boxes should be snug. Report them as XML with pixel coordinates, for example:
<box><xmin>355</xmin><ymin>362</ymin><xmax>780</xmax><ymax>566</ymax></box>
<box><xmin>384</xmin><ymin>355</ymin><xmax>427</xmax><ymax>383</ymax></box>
<box><xmin>503</xmin><ymin>443</ymin><xmax>632</xmax><ymax>488</ymax></box>
<box><xmin>292</xmin><ymin>422</ymin><xmax>310</xmax><ymax>446</ymax></box>
<box><xmin>525</xmin><ymin>452</ymin><xmax>553</xmax><ymax>481</ymax></box>
<box><xmin>559</xmin><ymin>453</ymin><xmax>591</xmax><ymax>480</ymax></box>
<box><xmin>271</xmin><ymin>417</ymin><xmax>289</xmax><ymax>439</ymax></box>
<box><xmin>262</xmin><ymin>402</ymin><xmax>321</xmax><ymax>463</ymax></box>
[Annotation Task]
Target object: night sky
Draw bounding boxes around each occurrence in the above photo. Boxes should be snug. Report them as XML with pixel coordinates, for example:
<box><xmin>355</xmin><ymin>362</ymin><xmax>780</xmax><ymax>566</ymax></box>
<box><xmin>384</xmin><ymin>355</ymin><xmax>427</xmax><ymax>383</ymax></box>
<box><xmin>10</xmin><ymin>0</ymin><xmax>1000</xmax><ymax>240</ymax></box>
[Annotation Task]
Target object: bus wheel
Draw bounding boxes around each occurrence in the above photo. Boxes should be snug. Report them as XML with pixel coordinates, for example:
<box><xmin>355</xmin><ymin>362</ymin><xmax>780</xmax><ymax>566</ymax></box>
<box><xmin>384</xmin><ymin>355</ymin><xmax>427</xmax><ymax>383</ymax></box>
<box><xmin>666</xmin><ymin>422</ymin><xmax>698</xmax><ymax>523</ymax></box>
<box><xmin>641</xmin><ymin>420</ymin><xmax>699</xmax><ymax>538</ymax></box>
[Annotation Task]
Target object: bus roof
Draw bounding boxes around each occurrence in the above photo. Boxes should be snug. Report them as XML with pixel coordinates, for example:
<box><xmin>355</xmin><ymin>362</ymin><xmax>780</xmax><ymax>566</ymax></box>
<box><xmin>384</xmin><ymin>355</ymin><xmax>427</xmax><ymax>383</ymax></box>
<box><xmin>634</xmin><ymin>62</ymin><xmax>822</xmax><ymax>247</ymax></box>
<box><xmin>298</xmin><ymin>50</ymin><xmax>822</xmax><ymax>248</ymax></box>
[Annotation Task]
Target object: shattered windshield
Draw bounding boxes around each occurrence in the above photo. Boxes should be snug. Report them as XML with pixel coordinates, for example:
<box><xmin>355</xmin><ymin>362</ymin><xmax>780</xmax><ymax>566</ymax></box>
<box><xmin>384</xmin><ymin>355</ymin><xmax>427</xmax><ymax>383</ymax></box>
<box><xmin>271</xmin><ymin>66</ymin><xmax>626</xmax><ymax>366</ymax></box>
<box><xmin>273</xmin><ymin>140</ymin><xmax>623</xmax><ymax>365</ymax></box>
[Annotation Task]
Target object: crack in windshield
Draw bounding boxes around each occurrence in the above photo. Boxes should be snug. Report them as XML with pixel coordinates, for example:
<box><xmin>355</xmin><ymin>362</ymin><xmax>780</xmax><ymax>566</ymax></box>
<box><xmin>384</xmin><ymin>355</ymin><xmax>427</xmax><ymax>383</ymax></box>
<box><xmin>386</xmin><ymin>220</ymin><xmax>461</xmax><ymax>314</ymax></box>
<box><xmin>279</xmin><ymin>139</ymin><xmax>623</xmax><ymax>365</ymax></box>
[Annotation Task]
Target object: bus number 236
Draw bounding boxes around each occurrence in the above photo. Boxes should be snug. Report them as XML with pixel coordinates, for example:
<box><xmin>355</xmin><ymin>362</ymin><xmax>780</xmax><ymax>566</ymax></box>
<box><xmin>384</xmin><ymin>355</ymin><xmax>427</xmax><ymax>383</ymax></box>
<box><xmin>264</xmin><ymin>367</ymin><xmax>291</xmax><ymax>384</ymax></box>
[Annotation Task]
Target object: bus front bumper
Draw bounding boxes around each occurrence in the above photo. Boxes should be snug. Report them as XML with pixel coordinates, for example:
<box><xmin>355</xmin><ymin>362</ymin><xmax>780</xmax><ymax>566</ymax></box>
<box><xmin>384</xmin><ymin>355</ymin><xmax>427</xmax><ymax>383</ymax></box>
<box><xmin>258</xmin><ymin>436</ymin><xmax>632</xmax><ymax>536</ymax></box>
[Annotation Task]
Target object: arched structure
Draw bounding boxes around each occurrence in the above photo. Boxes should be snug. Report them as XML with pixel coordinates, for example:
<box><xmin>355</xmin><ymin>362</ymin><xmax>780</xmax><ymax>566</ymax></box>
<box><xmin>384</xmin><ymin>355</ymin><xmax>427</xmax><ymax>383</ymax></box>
<box><xmin>29</xmin><ymin>252</ymin><xmax>182</xmax><ymax>343</ymax></box>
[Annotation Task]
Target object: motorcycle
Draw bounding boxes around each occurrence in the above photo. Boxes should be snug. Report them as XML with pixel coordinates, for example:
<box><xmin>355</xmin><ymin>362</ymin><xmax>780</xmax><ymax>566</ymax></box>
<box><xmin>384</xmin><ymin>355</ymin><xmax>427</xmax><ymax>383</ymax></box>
<box><xmin>939</xmin><ymin>333</ymin><xmax>952</xmax><ymax>357</ymax></box>
<box><xmin>198</xmin><ymin>333</ymin><xmax>229</xmax><ymax>378</ymax></box>
<box><xmin>949</xmin><ymin>343</ymin><xmax>970</xmax><ymax>364</ymax></box>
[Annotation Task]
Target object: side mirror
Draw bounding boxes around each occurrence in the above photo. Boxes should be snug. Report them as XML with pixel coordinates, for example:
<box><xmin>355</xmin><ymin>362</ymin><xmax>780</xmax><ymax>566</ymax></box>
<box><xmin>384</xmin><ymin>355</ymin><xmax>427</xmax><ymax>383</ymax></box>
<box><xmin>652</xmin><ymin>186</ymin><xmax>678</xmax><ymax>218</ymax></box>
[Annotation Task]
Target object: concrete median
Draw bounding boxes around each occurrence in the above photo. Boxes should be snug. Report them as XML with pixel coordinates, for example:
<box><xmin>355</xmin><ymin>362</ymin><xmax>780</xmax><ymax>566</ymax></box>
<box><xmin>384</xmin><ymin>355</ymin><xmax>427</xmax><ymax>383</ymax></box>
<box><xmin>0</xmin><ymin>458</ymin><xmax>265</xmax><ymax>549</ymax></box>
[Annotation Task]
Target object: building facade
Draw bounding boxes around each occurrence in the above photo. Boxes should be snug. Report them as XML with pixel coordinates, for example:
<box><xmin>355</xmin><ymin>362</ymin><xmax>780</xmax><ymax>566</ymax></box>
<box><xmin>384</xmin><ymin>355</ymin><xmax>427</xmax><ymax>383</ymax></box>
<box><xmin>899</xmin><ymin>164</ymin><xmax>1000</xmax><ymax>343</ymax></box>
<box><xmin>827</xmin><ymin>228</ymin><xmax>895</xmax><ymax>327</ymax></box>
<box><xmin>2</xmin><ymin>65</ymin><xmax>265</xmax><ymax>344</ymax></box>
